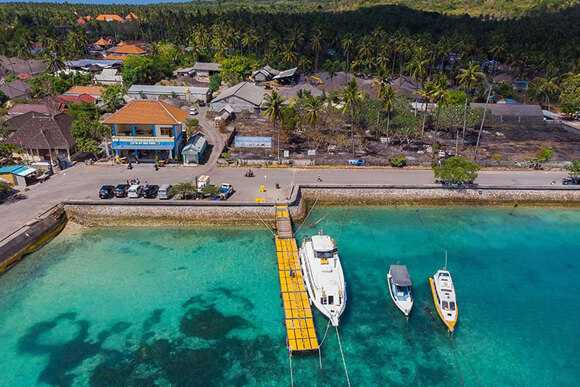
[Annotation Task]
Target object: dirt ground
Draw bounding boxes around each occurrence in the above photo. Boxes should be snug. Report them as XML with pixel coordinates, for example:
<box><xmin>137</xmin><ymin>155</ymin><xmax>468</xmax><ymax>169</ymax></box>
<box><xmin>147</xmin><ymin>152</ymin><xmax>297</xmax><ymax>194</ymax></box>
<box><xmin>229</xmin><ymin>118</ymin><xmax>579</xmax><ymax>166</ymax></box>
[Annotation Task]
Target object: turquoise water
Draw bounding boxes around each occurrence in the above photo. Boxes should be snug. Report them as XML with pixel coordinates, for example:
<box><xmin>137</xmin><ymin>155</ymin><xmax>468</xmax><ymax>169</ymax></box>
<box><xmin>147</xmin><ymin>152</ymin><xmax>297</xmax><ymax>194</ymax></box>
<box><xmin>1</xmin><ymin>207</ymin><xmax>579</xmax><ymax>386</ymax></box>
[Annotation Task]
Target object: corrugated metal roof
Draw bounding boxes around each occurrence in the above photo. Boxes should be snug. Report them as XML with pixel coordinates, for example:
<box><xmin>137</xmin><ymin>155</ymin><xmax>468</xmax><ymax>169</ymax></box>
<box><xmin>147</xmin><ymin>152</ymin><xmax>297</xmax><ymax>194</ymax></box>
<box><xmin>212</xmin><ymin>82</ymin><xmax>265</xmax><ymax>106</ymax></box>
<box><xmin>128</xmin><ymin>85</ymin><xmax>210</xmax><ymax>96</ymax></box>
<box><xmin>193</xmin><ymin>62</ymin><xmax>220</xmax><ymax>72</ymax></box>
<box><xmin>0</xmin><ymin>165</ymin><xmax>37</xmax><ymax>176</ymax></box>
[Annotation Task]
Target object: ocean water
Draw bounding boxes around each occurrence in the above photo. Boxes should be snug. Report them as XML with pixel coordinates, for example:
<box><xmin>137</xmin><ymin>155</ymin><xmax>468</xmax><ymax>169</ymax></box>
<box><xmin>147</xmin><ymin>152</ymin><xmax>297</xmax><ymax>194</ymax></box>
<box><xmin>0</xmin><ymin>207</ymin><xmax>579</xmax><ymax>386</ymax></box>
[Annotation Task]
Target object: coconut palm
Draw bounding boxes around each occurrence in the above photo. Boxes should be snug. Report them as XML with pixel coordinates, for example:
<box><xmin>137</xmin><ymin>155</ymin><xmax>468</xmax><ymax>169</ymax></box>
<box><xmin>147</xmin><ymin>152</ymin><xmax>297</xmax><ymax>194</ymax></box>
<box><xmin>456</xmin><ymin>63</ymin><xmax>485</xmax><ymax>142</ymax></box>
<box><xmin>263</xmin><ymin>91</ymin><xmax>285</xmax><ymax>161</ymax></box>
<box><xmin>304</xmin><ymin>96</ymin><xmax>324</xmax><ymax>131</ymax></box>
<box><xmin>311</xmin><ymin>29</ymin><xmax>322</xmax><ymax>71</ymax></box>
<box><xmin>342</xmin><ymin>79</ymin><xmax>364</xmax><ymax>156</ymax></box>
<box><xmin>341</xmin><ymin>34</ymin><xmax>354</xmax><ymax>75</ymax></box>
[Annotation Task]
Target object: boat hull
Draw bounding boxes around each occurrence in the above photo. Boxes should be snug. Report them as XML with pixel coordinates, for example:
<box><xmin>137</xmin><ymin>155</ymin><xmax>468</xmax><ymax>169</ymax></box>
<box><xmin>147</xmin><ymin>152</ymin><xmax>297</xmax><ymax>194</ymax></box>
<box><xmin>299</xmin><ymin>246</ymin><xmax>346</xmax><ymax>327</ymax></box>
<box><xmin>429</xmin><ymin>277</ymin><xmax>458</xmax><ymax>333</ymax></box>
<box><xmin>387</xmin><ymin>274</ymin><xmax>413</xmax><ymax>317</ymax></box>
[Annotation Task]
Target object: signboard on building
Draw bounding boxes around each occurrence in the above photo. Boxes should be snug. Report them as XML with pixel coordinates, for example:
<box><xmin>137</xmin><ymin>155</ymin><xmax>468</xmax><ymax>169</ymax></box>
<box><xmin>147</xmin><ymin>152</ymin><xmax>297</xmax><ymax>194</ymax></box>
<box><xmin>234</xmin><ymin>136</ymin><xmax>272</xmax><ymax>149</ymax></box>
<box><xmin>112</xmin><ymin>137</ymin><xmax>175</xmax><ymax>150</ymax></box>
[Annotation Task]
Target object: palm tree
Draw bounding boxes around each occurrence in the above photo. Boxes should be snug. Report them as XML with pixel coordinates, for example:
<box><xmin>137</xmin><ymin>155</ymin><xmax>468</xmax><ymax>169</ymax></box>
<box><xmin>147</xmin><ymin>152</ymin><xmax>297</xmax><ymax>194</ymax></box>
<box><xmin>456</xmin><ymin>63</ymin><xmax>485</xmax><ymax>142</ymax></box>
<box><xmin>379</xmin><ymin>83</ymin><xmax>396</xmax><ymax>144</ymax></box>
<box><xmin>304</xmin><ymin>96</ymin><xmax>324</xmax><ymax>131</ymax></box>
<box><xmin>417</xmin><ymin>83</ymin><xmax>435</xmax><ymax>137</ymax></box>
<box><xmin>342</xmin><ymin>79</ymin><xmax>364</xmax><ymax>156</ymax></box>
<box><xmin>263</xmin><ymin>91</ymin><xmax>285</xmax><ymax>162</ymax></box>
<box><xmin>529</xmin><ymin>75</ymin><xmax>559</xmax><ymax>110</ymax></box>
<box><xmin>341</xmin><ymin>34</ymin><xmax>354</xmax><ymax>76</ymax></box>
<box><xmin>311</xmin><ymin>29</ymin><xmax>322</xmax><ymax>72</ymax></box>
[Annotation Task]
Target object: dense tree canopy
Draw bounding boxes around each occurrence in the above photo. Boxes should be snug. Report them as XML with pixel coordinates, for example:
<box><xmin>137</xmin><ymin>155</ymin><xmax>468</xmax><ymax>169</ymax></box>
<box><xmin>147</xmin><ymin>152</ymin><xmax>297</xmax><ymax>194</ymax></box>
<box><xmin>0</xmin><ymin>2</ymin><xmax>578</xmax><ymax>79</ymax></box>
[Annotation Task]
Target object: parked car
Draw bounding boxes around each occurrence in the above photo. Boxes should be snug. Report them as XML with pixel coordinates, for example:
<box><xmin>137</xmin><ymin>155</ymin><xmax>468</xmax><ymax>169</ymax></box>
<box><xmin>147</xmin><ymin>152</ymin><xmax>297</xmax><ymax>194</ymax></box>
<box><xmin>128</xmin><ymin>184</ymin><xmax>143</xmax><ymax>198</ymax></box>
<box><xmin>143</xmin><ymin>184</ymin><xmax>159</xmax><ymax>198</ymax></box>
<box><xmin>563</xmin><ymin>177</ymin><xmax>580</xmax><ymax>185</ymax></box>
<box><xmin>189</xmin><ymin>107</ymin><xmax>199</xmax><ymax>116</ymax></box>
<box><xmin>114</xmin><ymin>184</ymin><xmax>129</xmax><ymax>198</ymax></box>
<box><xmin>99</xmin><ymin>185</ymin><xmax>115</xmax><ymax>199</ymax></box>
<box><xmin>218</xmin><ymin>183</ymin><xmax>234</xmax><ymax>200</ymax></box>
<box><xmin>348</xmin><ymin>159</ymin><xmax>366</xmax><ymax>166</ymax></box>
<box><xmin>158</xmin><ymin>184</ymin><xmax>172</xmax><ymax>199</ymax></box>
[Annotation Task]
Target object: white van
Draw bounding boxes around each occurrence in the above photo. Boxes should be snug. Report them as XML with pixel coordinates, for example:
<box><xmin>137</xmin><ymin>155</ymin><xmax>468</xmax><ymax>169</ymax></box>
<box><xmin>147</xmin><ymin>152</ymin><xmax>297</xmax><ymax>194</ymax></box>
<box><xmin>158</xmin><ymin>184</ymin><xmax>172</xmax><ymax>200</ymax></box>
<box><xmin>128</xmin><ymin>184</ymin><xmax>142</xmax><ymax>198</ymax></box>
<box><xmin>196</xmin><ymin>175</ymin><xmax>210</xmax><ymax>190</ymax></box>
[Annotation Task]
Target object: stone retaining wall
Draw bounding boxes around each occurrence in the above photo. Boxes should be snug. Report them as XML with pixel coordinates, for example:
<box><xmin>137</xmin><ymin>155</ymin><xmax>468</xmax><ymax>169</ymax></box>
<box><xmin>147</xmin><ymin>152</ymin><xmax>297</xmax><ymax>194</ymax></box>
<box><xmin>65</xmin><ymin>199</ymin><xmax>307</xmax><ymax>227</ymax></box>
<box><xmin>298</xmin><ymin>186</ymin><xmax>580</xmax><ymax>206</ymax></box>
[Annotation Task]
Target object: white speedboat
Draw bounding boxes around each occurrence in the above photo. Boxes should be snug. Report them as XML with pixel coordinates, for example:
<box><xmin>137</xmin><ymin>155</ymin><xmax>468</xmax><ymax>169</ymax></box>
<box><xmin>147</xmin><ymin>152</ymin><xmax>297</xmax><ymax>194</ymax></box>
<box><xmin>429</xmin><ymin>268</ymin><xmax>458</xmax><ymax>333</ymax></box>
<box><xmin>387</xmin><ymin>265</ymin><xmax>414</xmax><ymax>317</ymax></box>
<box><xmin>299</xmin><ymin>234</ymin><xmax>346</xmax><ymax>326</ymax></box>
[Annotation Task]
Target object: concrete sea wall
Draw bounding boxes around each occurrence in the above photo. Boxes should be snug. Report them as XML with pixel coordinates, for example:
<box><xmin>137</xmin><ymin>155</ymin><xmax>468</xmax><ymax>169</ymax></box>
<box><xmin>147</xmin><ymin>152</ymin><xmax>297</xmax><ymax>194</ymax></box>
<box><xmin>64</xmin><ymin>199</ymin><xmax>307</xmax><ymax>228</ymax></box>
<box><xmin>298</xmin><ymin>185</ymin><xmax>580</xmax><ymax>206</ymax></box>
<box><xmin>0</xmin><ymin>205</ymin><xmax>67</xmax><ymax>274</ymax></box>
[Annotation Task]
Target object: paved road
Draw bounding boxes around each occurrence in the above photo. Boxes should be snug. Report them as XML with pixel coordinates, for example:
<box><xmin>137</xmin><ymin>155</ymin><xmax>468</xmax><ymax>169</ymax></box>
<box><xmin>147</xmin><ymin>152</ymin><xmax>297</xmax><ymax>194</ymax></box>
<box><xmin>0</xmin><ymin>163</ymin><xmax>571</xmax><ymax>240</ymax></box>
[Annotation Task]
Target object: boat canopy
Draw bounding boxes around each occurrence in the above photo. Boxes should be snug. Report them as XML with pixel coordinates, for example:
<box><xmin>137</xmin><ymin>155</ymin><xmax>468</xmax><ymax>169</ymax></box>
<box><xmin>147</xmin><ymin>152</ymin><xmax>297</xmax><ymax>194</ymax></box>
<box><xmin>311</xmin><ymin>235</ymin><xmax>335</xmax><ymax>252</ymax></box>
<box><xmin>390</xmin><ymin>265</ymin><xmax>412</xmax><ymax>287</ymax></box>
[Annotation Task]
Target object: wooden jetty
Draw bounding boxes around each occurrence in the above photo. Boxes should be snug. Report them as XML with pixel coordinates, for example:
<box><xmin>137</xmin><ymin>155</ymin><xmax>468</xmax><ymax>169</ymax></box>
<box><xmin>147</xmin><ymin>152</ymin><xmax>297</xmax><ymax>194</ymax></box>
<box><xmin>275</xmin><ymin>205</ymin><xmax>319</xmax><ymax>352</ymax></box>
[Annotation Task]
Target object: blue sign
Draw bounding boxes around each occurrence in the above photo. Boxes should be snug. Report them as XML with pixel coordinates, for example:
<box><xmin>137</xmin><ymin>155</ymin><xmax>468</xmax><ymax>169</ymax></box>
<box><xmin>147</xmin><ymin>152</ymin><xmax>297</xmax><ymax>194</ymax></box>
<box><xmin>112</xmin><ymin>138</ymin><xmax>175</xmax><ymax>150</ymax></box>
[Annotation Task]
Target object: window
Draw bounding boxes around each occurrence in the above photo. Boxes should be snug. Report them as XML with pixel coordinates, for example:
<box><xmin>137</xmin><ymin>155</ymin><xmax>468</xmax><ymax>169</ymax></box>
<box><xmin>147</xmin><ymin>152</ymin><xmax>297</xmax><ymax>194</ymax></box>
<box><xmin>321</xmin><ymin>297</ymin><xmax>327</xmax><ymax>305</ymax></box>
<box><xmin>316</xmin><ymin>249</ymin><xmax>336</xmax><ymax>259</ymax></box>
<box><xmin>135</xmin><ymin>126</ymin><xmax>152</xmax><ymax>137</ymax></box>
<box><xmin>442</xmin><ymin>301</ymin><xmax>449</xmax><ymax>311</ymax></box>
<box><xmin>450</xmin><ymin>302</ymin><xmax>456</xmax><ymax>311</ymax></box>
<box><xmin>328</xmin><ymin>295</ymin><xmax>334</xmax><ymax>305</ymax></box>
<box><xmin>159</xmin><ymin>127</ymin><xmax>173</xmax><ymax>137</ymax></box>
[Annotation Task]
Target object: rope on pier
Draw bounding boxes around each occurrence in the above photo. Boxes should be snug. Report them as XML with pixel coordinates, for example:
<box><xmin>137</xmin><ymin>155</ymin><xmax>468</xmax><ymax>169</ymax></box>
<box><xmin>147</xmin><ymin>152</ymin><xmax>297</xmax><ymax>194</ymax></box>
<box><xmin>295</xmin><ymin>195</ymin><xmax>320</xmax><ymax>234</ymax></box>
<box><xmin>255</xmin><ymin>212</ymin><xmax>276</xmax><ymax>237</ymax></box>
<box><xmin>288</xmin><ymin>350</ymin><xmax>295</xmax><ymax>387</ymax></box>
<box><xmin>335</xmin><ymin>326</ymin><xmax>351</xmax><ymax>387</ymax></box>
<box><xmin>317</xmin><ymin>320</ymin><xmax>332</xmax><ymax>369</ymax></box>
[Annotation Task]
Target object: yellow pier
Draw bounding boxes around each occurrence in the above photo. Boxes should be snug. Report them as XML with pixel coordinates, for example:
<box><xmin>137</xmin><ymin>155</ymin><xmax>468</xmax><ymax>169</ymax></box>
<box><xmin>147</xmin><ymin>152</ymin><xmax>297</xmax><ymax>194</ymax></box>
<box><xmin>275</xmin><ymin>205</ymin><xmax>319</xmax><ymax>353</ymax></box>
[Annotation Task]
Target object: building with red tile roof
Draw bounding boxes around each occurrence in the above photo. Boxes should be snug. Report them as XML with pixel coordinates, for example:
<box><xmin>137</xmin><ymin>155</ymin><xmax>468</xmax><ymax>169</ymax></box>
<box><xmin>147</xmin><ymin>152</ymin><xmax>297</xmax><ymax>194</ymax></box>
<box><xmin>103</xmin><ymin>100</ymin><xmax>189</xmax><ymax>161</ymax></box>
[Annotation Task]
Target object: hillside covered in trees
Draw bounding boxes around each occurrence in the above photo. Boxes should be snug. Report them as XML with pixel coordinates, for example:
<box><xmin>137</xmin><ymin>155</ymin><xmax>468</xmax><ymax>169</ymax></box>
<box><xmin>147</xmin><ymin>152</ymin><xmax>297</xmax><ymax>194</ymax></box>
<box><xmin>0</xmin><ymin>1</ymin><xmax>579</xmax><ymax>80</ymax></box>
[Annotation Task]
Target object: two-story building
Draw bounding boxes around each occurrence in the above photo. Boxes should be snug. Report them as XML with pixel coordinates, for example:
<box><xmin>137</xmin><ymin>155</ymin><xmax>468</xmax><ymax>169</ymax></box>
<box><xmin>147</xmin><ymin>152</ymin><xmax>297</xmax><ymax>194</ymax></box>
<box><xmin>103</xmin><ymin>100</ymin><xmax>189</xmax><ymax>161</ymax></box>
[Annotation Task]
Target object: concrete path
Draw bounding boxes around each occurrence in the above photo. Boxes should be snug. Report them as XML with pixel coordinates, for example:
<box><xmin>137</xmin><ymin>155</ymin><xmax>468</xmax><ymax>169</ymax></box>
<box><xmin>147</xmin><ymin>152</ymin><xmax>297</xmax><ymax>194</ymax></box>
<box><xmin>0</xmin><ymin>163</ymin><xmax>572</xmax><ymax>240</ymax></box>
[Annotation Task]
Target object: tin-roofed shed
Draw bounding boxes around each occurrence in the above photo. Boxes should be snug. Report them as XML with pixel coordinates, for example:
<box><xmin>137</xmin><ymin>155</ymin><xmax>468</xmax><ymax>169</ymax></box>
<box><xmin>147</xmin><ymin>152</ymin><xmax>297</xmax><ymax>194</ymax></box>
<box><xmin>182</xmin><ymin>132</ymin><xmax>208</xmax><ymax>165</ymax></box>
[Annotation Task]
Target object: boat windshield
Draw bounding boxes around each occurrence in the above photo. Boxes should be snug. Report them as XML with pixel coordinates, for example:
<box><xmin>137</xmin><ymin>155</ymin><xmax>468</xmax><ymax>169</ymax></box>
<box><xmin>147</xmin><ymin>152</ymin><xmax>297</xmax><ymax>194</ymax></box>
<box><xmin>315</xmin><ymin>249</ymin><xmax>336</xmax><ymax>259</ymax></box>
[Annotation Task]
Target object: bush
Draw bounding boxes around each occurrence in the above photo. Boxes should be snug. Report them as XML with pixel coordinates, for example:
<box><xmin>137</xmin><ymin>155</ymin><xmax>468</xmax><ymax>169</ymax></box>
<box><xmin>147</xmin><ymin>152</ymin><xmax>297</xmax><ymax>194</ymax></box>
<box><xmin>170</xmin><ymin>181</ymin><xmax>197</xmax><ymax>200</ymax></box>
<box><xmin>535</xmin><ymin>146</ymin><xmax>554</xmax><ymax>164</ymax></box>
<box><xmin>566</xmin><ymin>160</ymin><xmax>580</xmax><ymax>178</ymax></box>
<box><xmin>389</xmin><ymin>154</ymin><xmax>407</xmax><ymax>167</ymax></box>
<box><xmin>433</xmin><ymin>156</ymin><xmax>480</xmax><ymax>185</ymax></box>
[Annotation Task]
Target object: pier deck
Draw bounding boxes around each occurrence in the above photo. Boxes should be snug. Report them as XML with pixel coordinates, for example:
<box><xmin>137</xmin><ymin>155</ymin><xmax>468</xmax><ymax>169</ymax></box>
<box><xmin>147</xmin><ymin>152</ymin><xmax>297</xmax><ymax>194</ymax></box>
<box><xmin>275</xmin><ymin>205</ymin><xmax>319</xmax><ymax>352</ymax></box>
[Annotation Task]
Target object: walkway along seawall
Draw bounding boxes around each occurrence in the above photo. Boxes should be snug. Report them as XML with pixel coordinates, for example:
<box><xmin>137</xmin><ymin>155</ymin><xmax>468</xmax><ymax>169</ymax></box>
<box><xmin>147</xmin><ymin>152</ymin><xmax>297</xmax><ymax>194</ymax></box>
<box><xmin>0</xmin><ymin>205</ymin><xmax>67</xmax><ymax>274</ymax></box>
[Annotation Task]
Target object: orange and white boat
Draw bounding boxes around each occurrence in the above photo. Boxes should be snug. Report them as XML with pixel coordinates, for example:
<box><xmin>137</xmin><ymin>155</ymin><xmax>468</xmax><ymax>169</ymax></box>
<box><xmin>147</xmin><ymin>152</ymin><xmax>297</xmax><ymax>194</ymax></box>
<box><xmin>429</xmin><ymin>267</ymin><xmax>458</xmax><ymax>333</ymax></box>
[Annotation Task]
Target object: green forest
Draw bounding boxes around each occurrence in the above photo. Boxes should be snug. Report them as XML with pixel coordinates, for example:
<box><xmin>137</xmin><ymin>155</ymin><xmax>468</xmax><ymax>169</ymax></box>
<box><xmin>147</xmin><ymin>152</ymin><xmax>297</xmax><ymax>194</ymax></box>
<box><xmin>0</xmin><ymin>1</ymin><xmax>579</xmax><ymax>78</ymax></box>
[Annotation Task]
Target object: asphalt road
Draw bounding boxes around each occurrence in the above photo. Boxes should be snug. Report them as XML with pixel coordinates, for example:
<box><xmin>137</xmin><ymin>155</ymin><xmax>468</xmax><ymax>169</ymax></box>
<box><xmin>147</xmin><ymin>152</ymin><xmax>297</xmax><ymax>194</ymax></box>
<box><xmin>0</xmin><ymin>162</ymin><xmax>571</xmax><ymax>240</ymax></box>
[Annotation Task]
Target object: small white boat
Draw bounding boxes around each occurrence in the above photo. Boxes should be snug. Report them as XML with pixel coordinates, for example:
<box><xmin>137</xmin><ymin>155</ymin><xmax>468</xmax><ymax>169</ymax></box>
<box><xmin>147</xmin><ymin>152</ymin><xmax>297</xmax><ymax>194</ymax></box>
<box><xmin>429</xmin><ymin>267</ymin><xmax>458</xmax><ymax>333</ymax></box>
<box><xmin>299</xmin><ymin>234</ymin><xmax>346</xmax><ymax>326</ymax></box>
<box><xmin>387</xmin><ymin>265</ymin><xmax>414</xmax><ymax>317</ymax></box>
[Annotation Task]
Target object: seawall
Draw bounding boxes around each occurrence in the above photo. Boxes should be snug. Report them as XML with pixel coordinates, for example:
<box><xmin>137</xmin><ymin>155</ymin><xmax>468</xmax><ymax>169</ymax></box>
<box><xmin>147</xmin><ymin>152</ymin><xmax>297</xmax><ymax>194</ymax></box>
<box><xmin>298</xmin><ymin>185</ymin><xmax>580</xmax><ymax>206</ymax></box>
<box><xmin>2</xmin><ymin>184</ymin><xmax>579</xmax><ymax>274</ymax></box>
<box><xmin>0</xmin><ymin>205</ymin><xmax>67</xmax><ymax>274</ymax></box>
